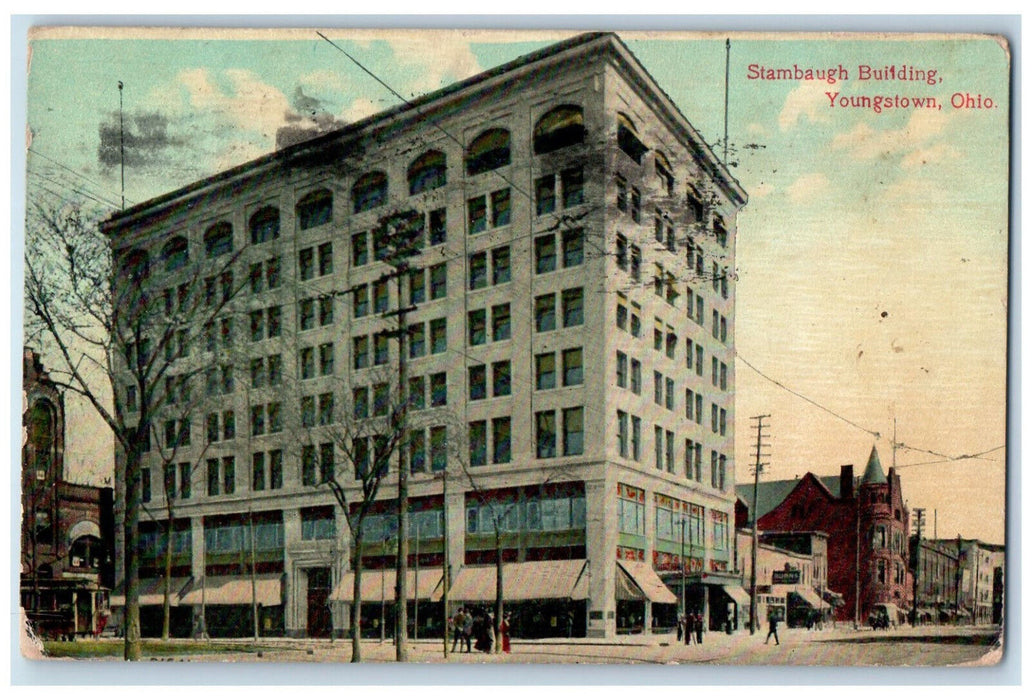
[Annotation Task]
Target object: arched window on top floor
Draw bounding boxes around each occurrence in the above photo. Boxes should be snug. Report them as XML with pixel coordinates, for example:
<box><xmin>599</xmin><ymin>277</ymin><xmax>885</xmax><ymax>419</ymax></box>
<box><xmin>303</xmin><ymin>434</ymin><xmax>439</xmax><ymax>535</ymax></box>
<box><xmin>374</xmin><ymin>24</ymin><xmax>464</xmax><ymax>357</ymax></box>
<box><xmin>407</xmin><ymin>150</ymin><xmax>447</xmax><ymax>195</ymax></box>
<box><xmin>161</xmin><ymin>236</ymin><xmax>189</xmax><ymax>273</ymax></box>
<box><xmin>296</xmin><ymin>188</ymin><xmax>334</xmax><ymax>230</ymax></box>
<box><xmin>617</xmin><ymin>112</ymin><xmax>648</xmax><ymax>164</ymax></box>
<box><xmin>352</xmin><ymin>171</ymin><xmax>388</xmax><ymax>214</ymax></box>
<box><xmin>203</xmin><ymin>221</ymin><xmax>233</xmax><ymax>258</ymax></box>
<box><xmin>118</xmin><ymin>248</ymin><xmax>151</xmax><ymax>282</ymax></box>
<box><xmin>465</xmin><ymin>128</ymin><xmax>511</xmax><ymax>176</ymax></box>
<box><xmin>250</xmin><ymin>206</ymin><xmax>280</xmax><ymax>244</ymax></box>
<box><xmin>533</xmin><ymin>105</ymin><xmax>585</xmax><ymax>155</ymax></box>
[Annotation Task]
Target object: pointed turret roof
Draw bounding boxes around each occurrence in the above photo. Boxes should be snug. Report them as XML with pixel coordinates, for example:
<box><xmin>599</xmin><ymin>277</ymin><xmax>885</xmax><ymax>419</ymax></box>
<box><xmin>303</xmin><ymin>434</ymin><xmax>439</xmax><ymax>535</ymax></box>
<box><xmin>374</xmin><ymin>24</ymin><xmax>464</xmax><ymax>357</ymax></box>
<box><xmin>861</xmin><ymin>445</ymin><xmax>887</xmax><ymax>485</ymax></box>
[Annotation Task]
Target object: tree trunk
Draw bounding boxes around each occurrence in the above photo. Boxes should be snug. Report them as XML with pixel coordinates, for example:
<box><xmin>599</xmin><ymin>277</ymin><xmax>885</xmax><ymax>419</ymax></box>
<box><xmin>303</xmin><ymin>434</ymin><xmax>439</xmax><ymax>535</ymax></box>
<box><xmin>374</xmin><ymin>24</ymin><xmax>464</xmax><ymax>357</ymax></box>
<box><xmin>351</xmin><ymin>536</ymin><xmax>364</xmax><ymax>663</ymax></box>
<box><xmin>161</xmin><ymin>513</ymin><xmax>173</xmax><ymax>641</ymax></box>
<box><xmin>123</xmin><ymin>447</ymin><xmax>142</xmax><ymax>660</ymax></box>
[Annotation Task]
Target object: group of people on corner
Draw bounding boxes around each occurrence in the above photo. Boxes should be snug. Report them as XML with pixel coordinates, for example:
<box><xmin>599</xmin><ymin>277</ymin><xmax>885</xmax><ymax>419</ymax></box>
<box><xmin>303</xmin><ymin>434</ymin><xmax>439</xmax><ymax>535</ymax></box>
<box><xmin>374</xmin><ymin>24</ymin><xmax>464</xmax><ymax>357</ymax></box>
<box><xmin>676</xmin><ymin>613</ymin><xmax>706</xmax><ymax>645</ymax></box>
<box><xmin>449</xmin><ymin>607</ymin><xmax>511</xmax><ymax>654</ymax></box>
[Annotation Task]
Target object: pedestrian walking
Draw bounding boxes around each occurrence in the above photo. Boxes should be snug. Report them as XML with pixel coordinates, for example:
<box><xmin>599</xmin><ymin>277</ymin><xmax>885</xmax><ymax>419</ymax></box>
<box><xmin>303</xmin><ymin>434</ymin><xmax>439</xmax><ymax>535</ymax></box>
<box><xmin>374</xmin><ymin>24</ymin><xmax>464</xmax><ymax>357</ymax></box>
<box><xmin>676</xmin><ymin>614</ymin><xmax>684</xmax><ymax>641</ymax></box>
<box><xmin>684</xmin><ymin>614</ymin><xmax>692</xmax><ymax>645</ymax></box>
<box><xmin>695</xmin><ymin>613</ymin><xmax>704</xmax><ymax>645</ymax></box>
<box><xmin>450</xmin><ymin>609</ymin><xmax>464</xmax><ymax>653</ymax></box>
<box><xmin>500</xmin><ymin>612</ymin><xmax>511</xmax><ymax>653</ymax></box>
<box><xmin>462</xmin><ymin>608</ymin><xmax>474</xmax><ymax>652</ymax></box>
<box><xmin>765</xmin><ymin>612</ymin><xmax>780</xmax><ymax>645</ymax></box>
<box><xmin>474</xmin><ymin>610</ymin><xmax>493</xmax><ymax>652</ymax></box>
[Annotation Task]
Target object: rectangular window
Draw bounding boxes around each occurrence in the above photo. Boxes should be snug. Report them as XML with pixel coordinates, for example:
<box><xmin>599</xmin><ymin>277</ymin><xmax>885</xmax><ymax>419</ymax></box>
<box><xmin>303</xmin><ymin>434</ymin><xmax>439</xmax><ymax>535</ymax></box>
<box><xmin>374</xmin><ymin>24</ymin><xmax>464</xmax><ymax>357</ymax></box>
<box><xmin>492</xmin><ymin>417</ymin><xmax>512</xmax><ymax>464</ymax></box>
<box><xmin>617</xmin><ymin>410</ymin><xmax>629</xmax><ymax>458</ymax></box>
<box><xmin>563</xmin><ymin>407</ymin><xmax>584</xmax><ymax>456</ymax></box>
<box><xmin>535</xmin><ymin>174</ymin><xmax>556</xmax><ymax>215</ymax></box>
<box><xmin>536</xmin><ymin>353</ymin><xmax>556</xmax><ymax>390</ymax></box>
<box><xmin>468</xmin><ymin>309</ymin><xmax>487</xmax><ymax>346</ymax></box>
<box><xmin>222</xmin><ymin>456</ymin><xmax>235</xmax><ymax>495</ymax></box>
<box><xmin>353</xmin><ymin>285</ymin><xmax>369</xmax><ymax>318</ymax></box>
<box><xmin>430</xmin><ymin>426</ymin><xmax>448</xmax><ymax>471</ymax></box>
<box><xmin>267</xmin><ymin>307</ymin><xmax>281</xmax><ymax>338</ymax></box>
<box><xmin>179</xmin><ymin>462</ymin><xmax>191</xmax><ymax>499</ymax></box>
<box><xmin>468</xmin><ymin>195</ymin><xmax>487</xmax><ymax>233</ymax></box>
<box><xmin>696</xmin><ymin>393</ymin><xmax>703</xmax><ymax>425</ymax></box>
<box><xmin>409</xmin><ymin>322</ymin><xmax>425</xmax><ymax>358</ymax></box>
<box><xmin>319</xmin><ymin>343</ymin><xmax>334</xmax><ymax>375</ymax></box>
<box><xmin>429</xmin><ymin>208</ymin><xmax>447</xmax><ymax>245</ymax></box>
<box><xmin>711</xmin><ymin>403</ymin><xmax>719</xmax><ymax>433</ymax></box>
<box><xmin>250</xmin><ymin>310</ymin><xmax>265</xmax><ymax>342</ymax></box>
<box><xmin>352</xmin><ymin>231</ymin><xmax>368</xmax><ymax>267</ymax></box>
<box><xmin>223</xmin><ymin>410</ymin><xmax>235</xmax><ymax>440</ymax></box>
<box><xmin>630</xmin><ymin>359</ymin><xmax>642</xmax><ymax>395</ymax></box>
<box><xmin>630</xmin><ymin>187</ymin><xmax>641</xmax><ymax>222</ymax></box>
<box><xmin>300</xmin><ymin>347</ymin><xmax>315</xmax><ymax>380</ymax></box>
<box><xmin>630</xmin><ymin>246</ymin><xmax>642</xmax><ymax>282</ymax></box>
<box><xmin>492</xmin><ymin>360</ymin><xmax>511</xmax><ymax>397</ymax></box>
<box><xmin>301</xmin><ymin>395</ymin><xmax>316</xmax><ymax>428</ymax></box>
<box><xmin>319</xmin><ymin>393</ymin><xmax>334</xmax><ymax>425</ymax></box>
<box><xmin>353</xmin><ymin>386</ymin><xmax>369</xmax><ymax>419</ymax></box>
<box><xmin>492</xmin><ymin>304</ymin><xmax>511</xmax><ymax>341</ymax></box>
<box><xmin>430</xmin><ymin>318</ymin><xmax>447</xmax><ymax>354</ymax></box>
<box><xmin>654</xmin><ymin>371</ymin><xmax>664</xmax><ymax>405</ymax></box>
<box><xmin>721</xmin><ymin>363</ymin><xmax>728</xmax><ymax>391</ymax></box>
<box><xmin>317</xmin><ymin>242</ymin><xmax>333</xmax><ymax>276</ymax></box>
<box><xmin>469</xmin><ymin>252</ymin><xmax>488</xmax><ymax>290</ymax></box>
<box><xmin>207</xmin><ymin>459</ymin><xmax>219</xmax><ymax>496</ymax></box>
<box><xmin>665</xmin><ymin>377</ymin><xmax>675</xmax><ymax>411</ymax></box>
<box><xmin>299</xmin><ymin>248</ymin><xmax>314</xmax><ymax>281</ymax></box>
<box><xmin>373</xmin><ymin>279</ymin><xmax>388</xmax><ymax>313</ymax></box>
<box><xmin>299</xmin><ymin>299</ymin><xmax>315</xmax><ymax>331</ymax></box>
<box><xmin>686</xmin><ymin>389</ymin><xmax>695</xmax><ymax>420</ymax></box>
<box><xmin>535</xmin><ymin>294</ymin><xmax>556</xmax><ymax>332</ymax></box>
<box><xmin>562</xmin><ymin>287</ymin><xmax>584</xmax><ymax>327</ymax></box>
<box><xmin>492</xmin><ymin>246</ymin><xmax>511</xmax><ymax>285</ymax></box>
<box><xmin>562</xmin><ymin>347</ymin><xmax>583</xmax><ymax>386</ymax></box>
<box><xmin>430</xmin><ymin>372</ymin><xmax>447</xmax><ymax>407</ymax></box>
<box><xmin>409</xmin><ymin>269</ymin><xmax>426</xmax><ymax>304</ymax></box>
<box><xmin>654</xmin><ymin>426</ymin><xmax>664</xmax><ymax>470</ymax></box>
<box><xmin>631</xmin><ymin>416</ymin><xmax>641</xmax><ymax>461</ymax></box>
<box><xmin>372</xmin><ymin>382</ymin><xmax>389</xmax><ymax>417</ymax></box>
<box><xmin>302</xmin><ymin>445</ymin><xmax>317</xmax><ymax>487</ymax></box>
<box><xmin>353</xmin><ymin>336</ymin><xmax>369</xmax><ymax>369</ymax></box>
<box><xmin>430</xmin><ymin>263</ymin><xmax>447</xmax><ymax>299</ymax></box>
<box><xmin>712</xmin><ymin>309</ymin><xmax>720</xmax><ymax>339</ymax></box>
<box><xmin>206</xmin><ymin>412</ymin><xmax>219</xmax><ymax>443</ymax></box>
<box><xmin>469</xmin><ymin>421</ymin><xmax>488</xmax><ymax>467</ymax></box>
<box><xmin>491</xmin><ymin>189</ymin><xmax>511</xmax><ymax>227</ymax></box>
<box><xmin>665</xmin><ymin>430</ymin><xmax>675</xmax><ymax>473</ymax></box>
<box><xmin>535</xmin><ymin>235</ymin><xmax>556</xmax><ymax>274</ymax></box>
<box><xmin>374</xmin><ymin>334</ymin><xmax>389</xmax><ymax>365</ymax></box>
<box><xmin>616</xmin><ymin>176</ymin><xmax>628</xmax><ymax>212</ymax></box>
<box><xmin>562</xmin><ymin>167</ymin><xmax>584</xmax><ymax>208</ymax></box>
<box><xmin>252</xmin><ymin>452</ymin><xmax>266</xmax><ymax>491</ymax></box>
<box><xmin>320</xmin><ymin>442</ymin><xmax>334</xmax><ymax>483</ymax></box>
<box><xmin>536</xmin><ymin>410</ymin><xmax>557</xmax><ymax>458</ymax></box>
<box><xmin>666</xmin><ymin>332</ymin><xmax>677</xmax><ymax>359</ymax></box>
<box><xmin>616</xmin><ymin>301</ymin><xmax>628</xmax><ymax>330</ymax></box>
<box><xmin>469</xmin><ymin>365</ymin><xmax>487</xmax><ymax>401</ymax></box>
<box><xmin>409</xmin><ymin>430</ymin><xmax>426</xmax><ymax>473</ymax></box>
<box><xmin>616</xmin><ymin>351</ymin><xmax>628</xmax><ymax>388</ymax></box>
<box><xmin>562</xmin><ymin>228</ymin><xmax>584</xmax><ymax>267</ymax></box>
<box><xmin>408</xmin><ymin>376</ymin><xmax>425</xmax><ymax>411</ymax></box>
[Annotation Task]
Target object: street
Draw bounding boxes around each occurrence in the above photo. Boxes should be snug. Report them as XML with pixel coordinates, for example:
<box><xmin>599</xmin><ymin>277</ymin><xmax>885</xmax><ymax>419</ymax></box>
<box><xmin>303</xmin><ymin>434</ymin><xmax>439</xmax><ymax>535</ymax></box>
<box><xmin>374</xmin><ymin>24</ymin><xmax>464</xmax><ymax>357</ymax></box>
<box><xmin>65</xmin><ymin>625</ymin><xmax>999</xmax><ymax>667</ymax></box>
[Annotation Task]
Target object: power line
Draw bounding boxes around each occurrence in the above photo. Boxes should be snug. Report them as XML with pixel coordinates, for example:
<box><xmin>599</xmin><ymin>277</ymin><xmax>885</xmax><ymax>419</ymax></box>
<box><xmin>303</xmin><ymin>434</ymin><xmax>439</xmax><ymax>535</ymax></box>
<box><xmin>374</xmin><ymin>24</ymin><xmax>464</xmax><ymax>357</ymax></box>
<box><xmin>27</xmin><ymin>167</ymin><xmax>122</xmax><ymax>210</ymax></box>
<box><xmin>735</xmin><ymin>352</ymin><xmax>881</xmax><ymax>438</ymax></box>
<box><xmin>28</xmin><ymin>147</ymin><xmax>134</xmax><ymax>206</ymax></box>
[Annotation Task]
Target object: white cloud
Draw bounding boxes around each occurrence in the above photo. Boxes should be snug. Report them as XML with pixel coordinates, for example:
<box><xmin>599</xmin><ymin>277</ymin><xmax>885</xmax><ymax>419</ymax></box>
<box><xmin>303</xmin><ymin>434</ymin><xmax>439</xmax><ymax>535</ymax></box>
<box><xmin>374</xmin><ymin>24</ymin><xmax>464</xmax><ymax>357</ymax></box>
<box><xmin>390</xmin><ymin>37</ymin><xmax>482</xmax><ymax>94</ymax></box>
<box><xmin>343</xmin><ymin>97</ymin><xmax>379</xmax><ymax>123</ymax></box>
<box><xmin>830</xmin><ymin>108</ymin><xmax>950</xmax><ymax>163</ymax></box>
<box><xmin>778</xmin><ymin>81</ymin><xmax>833</xmax><ymax>131</ymax></box>
<box><xmin>176</xmin><ymin>68</ymin><xmax>291</xmax><ymax>142</ymax></box>
<box><xmin>785</xmin><ymin>172</ymin><xmax>829</xmax><ymax>203</ymax></box>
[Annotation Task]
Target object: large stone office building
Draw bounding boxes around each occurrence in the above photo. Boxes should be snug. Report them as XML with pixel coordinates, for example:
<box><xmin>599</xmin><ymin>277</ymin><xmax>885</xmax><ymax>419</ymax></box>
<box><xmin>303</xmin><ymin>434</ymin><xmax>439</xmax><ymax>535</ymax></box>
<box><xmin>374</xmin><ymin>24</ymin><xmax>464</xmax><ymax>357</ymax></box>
<box><xmin>102</xmin><ymin>32</ymin><xmax>745</xmax><ymax>639</ymax></box>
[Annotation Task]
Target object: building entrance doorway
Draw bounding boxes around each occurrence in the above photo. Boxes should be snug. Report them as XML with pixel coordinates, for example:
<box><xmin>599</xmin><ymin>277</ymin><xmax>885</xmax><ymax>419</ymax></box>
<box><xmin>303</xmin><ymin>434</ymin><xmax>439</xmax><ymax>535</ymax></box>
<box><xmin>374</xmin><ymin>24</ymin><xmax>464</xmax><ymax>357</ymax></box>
<box><xmin>307</xmin><ymin>568</ymin><xmax>332</xmax><ymax>638</ymax></box>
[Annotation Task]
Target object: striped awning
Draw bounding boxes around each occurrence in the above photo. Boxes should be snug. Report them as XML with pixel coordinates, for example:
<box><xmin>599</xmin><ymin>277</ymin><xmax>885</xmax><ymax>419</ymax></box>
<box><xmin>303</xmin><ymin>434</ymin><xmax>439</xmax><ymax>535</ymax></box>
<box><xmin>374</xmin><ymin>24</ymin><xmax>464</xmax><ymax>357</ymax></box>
<box><xmin>449</xmin><ymin>560</ymin><xmax>589</xmax><ymax>602</ymax></box>
<box><xmin>617</xmin><ymin>561</ymin><xmax>677</xmax><ymax>605</ymax></box>
<box><xmin>110</xmin><ymin>577</ymin><xmax>192</xmax><ymax>607</ymax></box>
<box><xmin>330</xmin><ymin>568</ymin><xmax>443</xmax><ymax>603</ymax></box>
<box><xmin>179</xmin><ymin>575</ymin><xmax>282</xmax><ymax>606</ymax></box>
<box><xmin>722</xmin><ymin>585</ymin><xmax>752</xmax><ymax>607</ymax></box>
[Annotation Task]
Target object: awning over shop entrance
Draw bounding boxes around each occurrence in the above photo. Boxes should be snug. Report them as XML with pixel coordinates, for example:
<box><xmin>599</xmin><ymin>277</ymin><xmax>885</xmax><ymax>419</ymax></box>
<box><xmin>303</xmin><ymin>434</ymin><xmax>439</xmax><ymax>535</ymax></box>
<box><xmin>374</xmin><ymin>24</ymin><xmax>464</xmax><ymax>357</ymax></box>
<box><xmin>111</xmin><ymin>577</ymin><xmax>192</xmax><ymax>607</ymax></box>
<box><xmin>449</xmin><ymin>560</ymin><xmax>589</xmax><ymax>602</ymax></box>
<box><xmin>330</xmin><ymin>568</ymin><xmax>443</xmax><ymax>603</ymax></box>
<box><xmin>617</xmin><ymin>561</ymin><xmax>677</xmax><ymax>604</ymax></box>
<box><xmin>789</xmin><ymin>587</ymin><xmax>825</xmax><ymax>609</ymax></box>
<box><xmin>179</xmin><ymin>574</ymin><xmax>282</xmax><ymax>606</ymax></box>
<box><xmin>821</xmin><ymin>588</ymin><xmax>845</xmax><ymax>607</ymax></box>
<box><xmin>722</xmin><ymin>585</ymin><xmax>751</xmax><ymax>608</ymax></box>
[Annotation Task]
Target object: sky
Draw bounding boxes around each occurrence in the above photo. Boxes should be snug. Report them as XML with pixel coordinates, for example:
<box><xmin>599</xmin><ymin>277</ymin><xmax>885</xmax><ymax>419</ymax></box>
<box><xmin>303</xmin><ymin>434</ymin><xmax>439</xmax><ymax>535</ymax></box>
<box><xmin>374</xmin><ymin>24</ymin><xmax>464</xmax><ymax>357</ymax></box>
<box><xmin>20</xmin><ymin>27</ymin><xmax>1010</xmax><ymax>544</ymax></box>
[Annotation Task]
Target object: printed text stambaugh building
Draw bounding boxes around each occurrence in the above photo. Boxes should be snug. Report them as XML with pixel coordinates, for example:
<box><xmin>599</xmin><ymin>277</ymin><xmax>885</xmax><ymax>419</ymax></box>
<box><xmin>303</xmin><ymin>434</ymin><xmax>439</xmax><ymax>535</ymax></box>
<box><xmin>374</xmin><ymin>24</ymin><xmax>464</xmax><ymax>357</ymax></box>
<box><xmin>102</xmin><ymin>32</ymin><xmax>746</xmax><ymax>639</ymax></box>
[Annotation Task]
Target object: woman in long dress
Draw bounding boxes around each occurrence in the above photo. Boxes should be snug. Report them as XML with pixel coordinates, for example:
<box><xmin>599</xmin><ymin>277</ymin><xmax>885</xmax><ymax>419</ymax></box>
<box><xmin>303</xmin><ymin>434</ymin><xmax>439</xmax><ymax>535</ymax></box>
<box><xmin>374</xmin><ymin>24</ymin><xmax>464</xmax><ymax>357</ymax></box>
<box><xmin>500</xmin><ymin>613</ymin><xmax>511</xmax><ymax>653</ymax></box>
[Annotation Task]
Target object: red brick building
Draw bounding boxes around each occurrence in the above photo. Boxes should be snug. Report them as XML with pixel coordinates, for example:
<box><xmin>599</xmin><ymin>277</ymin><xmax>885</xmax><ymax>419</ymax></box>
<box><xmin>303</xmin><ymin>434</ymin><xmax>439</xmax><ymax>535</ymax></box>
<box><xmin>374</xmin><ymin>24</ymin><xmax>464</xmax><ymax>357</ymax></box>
<box><xmin>737</xmin><ymin>446</ymin><xmax>911</xmax><ymax>624</ymax></box>
<box><xmin>21</xmin><ymin>348</ymin><xmax>115</xmax><ymax>639</ymax></box>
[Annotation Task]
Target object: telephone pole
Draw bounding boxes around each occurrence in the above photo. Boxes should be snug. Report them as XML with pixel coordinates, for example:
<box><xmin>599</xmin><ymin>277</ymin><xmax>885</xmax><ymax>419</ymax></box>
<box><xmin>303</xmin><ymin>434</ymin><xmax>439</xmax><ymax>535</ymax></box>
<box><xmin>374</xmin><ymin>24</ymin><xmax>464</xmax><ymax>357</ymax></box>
<box><xmin>911</xmin><ymin>508</ymin><xmax>925</xmax><ymax>626</ymax></box>
<box><xmin>377</xmin><ymin>210</ymin><xmax>422</xmax><ymax>661</ymax></box>
<box><xmin>748</xmin><ymin>414</ymin><xmax>770</xmax><ymax>635</ymax></box>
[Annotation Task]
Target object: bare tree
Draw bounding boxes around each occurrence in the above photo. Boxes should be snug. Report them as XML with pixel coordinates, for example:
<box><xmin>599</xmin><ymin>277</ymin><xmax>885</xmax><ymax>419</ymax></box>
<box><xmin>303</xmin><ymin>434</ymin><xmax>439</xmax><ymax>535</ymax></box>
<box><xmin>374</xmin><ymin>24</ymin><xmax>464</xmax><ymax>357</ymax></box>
<box><xmin>23</xmin><ymin>197</ymin><xmax>245</xmax><ymax>660</ymax></box>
